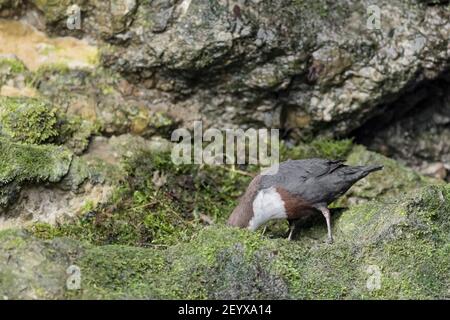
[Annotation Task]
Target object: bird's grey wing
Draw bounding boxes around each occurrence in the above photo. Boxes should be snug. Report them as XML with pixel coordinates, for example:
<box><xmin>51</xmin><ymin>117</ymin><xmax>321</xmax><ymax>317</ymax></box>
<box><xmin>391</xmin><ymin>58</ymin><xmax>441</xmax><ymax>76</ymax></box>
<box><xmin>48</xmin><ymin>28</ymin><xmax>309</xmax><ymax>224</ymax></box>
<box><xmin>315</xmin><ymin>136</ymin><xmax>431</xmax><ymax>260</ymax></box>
<box><xmin>293</xmin><ymin>159</ymin><xmax>345</xmax><ymax>178</ymax></box>
<box><xmin>259</xmin><ymin>160</ymin><xmax>309</xmax><ymax>189</ymax></box>
<box><xmin>259</xmin><ymin>159</ymin><xmax>345</xmax><ymax>194</ymax></box>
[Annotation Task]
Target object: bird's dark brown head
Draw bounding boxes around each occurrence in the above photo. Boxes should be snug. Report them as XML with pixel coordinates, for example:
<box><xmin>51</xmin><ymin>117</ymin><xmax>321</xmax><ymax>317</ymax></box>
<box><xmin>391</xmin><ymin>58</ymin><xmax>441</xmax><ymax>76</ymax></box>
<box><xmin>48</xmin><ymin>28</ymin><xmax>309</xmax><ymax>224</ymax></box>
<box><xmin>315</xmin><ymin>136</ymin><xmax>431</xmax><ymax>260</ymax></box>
<box><xmin>227</xmin><ymin>175</ymin><xmax>261</xmax><ymax>228</ymax></box>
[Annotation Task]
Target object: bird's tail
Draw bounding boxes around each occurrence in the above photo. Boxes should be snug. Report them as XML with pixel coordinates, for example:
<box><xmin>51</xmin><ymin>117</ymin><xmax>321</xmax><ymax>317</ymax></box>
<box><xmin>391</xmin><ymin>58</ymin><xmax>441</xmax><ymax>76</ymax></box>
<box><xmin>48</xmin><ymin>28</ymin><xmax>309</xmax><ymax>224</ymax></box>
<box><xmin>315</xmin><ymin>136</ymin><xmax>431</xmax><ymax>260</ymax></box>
<box><xmin>362</xmin><ymin>164</ymin><xmax>384</xmax><ymax>173</ymax></box>
<box><xmin>342</xmin><ymin>164</ymin><xmax>383</xmax><ymax>180</ymax></box>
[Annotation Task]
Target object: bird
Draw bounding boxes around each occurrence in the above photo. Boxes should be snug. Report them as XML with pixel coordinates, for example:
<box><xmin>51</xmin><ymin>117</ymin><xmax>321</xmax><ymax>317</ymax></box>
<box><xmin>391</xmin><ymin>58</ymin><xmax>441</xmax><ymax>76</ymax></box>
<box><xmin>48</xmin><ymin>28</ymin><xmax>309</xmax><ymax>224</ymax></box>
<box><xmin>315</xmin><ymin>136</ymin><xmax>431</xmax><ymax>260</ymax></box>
<box><xmin>227</xmin><ymin>159</ymin><xmax>383</xmax><ymax>243</ymax></box>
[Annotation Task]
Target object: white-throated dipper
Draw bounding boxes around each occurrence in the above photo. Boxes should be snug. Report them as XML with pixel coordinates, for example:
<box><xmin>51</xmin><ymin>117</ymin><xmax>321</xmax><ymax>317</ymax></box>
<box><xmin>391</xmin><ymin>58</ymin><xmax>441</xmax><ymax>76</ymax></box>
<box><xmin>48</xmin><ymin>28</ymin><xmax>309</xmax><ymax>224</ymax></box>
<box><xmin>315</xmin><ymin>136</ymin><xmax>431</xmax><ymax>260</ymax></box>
<box><xmin>227</xmin><ymin>159</ymin><xmax>383</xmax><ymax>243</ymax></box>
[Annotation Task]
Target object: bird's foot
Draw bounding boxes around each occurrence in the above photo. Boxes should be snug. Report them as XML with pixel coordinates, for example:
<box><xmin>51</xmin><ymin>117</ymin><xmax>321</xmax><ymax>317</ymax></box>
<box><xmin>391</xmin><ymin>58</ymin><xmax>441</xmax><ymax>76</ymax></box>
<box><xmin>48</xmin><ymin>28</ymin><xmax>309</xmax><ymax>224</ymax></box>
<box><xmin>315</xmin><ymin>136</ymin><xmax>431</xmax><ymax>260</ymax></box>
<box><xmin>261</xmin><ymin>225</ymin><xmax>267</xmax><ymax>236</ymax></box>
<box><xmin>326</xmin><ymin>236</ymin><xmax>334</xmax><ymax>244</ymax></box>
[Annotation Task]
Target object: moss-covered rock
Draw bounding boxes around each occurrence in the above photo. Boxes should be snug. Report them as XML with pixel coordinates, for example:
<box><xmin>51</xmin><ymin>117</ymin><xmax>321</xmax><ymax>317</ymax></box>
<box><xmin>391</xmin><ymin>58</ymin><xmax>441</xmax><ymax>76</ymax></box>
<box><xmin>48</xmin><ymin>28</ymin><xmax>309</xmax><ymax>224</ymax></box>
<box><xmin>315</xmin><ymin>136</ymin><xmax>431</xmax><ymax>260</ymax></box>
<box><xmin>25</xmin><ymin>139</ymin><xmax>439</xmax><ymax>247</ymax></box>
<box><xmin>30</xmin><ymin>144</ymin><xmax>251</xmax><ymax>247</ymax></box>
<box><xmin>0</xmin><ymin>184</ymin><xmax>449</xmax><ymax>299</ymax></box>
<box><xmin>281</xmin><ymin>138</ymin><xmax>354</xmax><ymax>161</ymax></box>
<box><xmin>0</xmin><ymin>96</ymin><xmax>97</xmax><ymax>154</ymax></box>
<box><xmin>0</xmin><ymin>56</ymin><xmax>26</xmax><ymax>75</ymax></box>
<box><xmin>0</xmin><ymin>138</ymin><xmax>72</xmax><ymax>208</ymax></box>
<box><xmin>0</xmin><ymin>97</ymin><xmax>58</xmax><ymax>144</ymax></box>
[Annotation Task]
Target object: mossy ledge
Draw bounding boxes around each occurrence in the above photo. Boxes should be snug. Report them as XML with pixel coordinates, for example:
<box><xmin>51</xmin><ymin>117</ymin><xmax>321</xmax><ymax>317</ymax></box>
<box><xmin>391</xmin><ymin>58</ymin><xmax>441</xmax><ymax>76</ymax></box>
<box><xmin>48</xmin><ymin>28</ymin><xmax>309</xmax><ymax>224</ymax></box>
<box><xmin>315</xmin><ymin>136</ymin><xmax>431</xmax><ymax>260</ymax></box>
<box><xmin>0</xmin><ymin>97</ymin><xmax>58</xmax><ymax>144</ymax></box>
<box><xmin>0</xmin><ymin>138</ymin><xmax>73</xmax><ymax>207</ymax></box>
<box><xmin>0</xmin><ymin>96</ymin><xmax>96</xmax><ymax>151</ymax></box>
<box><xmin>0</xmin><ymin>184</ymin><xmax>448</xmax><ymax>299</ymax></box>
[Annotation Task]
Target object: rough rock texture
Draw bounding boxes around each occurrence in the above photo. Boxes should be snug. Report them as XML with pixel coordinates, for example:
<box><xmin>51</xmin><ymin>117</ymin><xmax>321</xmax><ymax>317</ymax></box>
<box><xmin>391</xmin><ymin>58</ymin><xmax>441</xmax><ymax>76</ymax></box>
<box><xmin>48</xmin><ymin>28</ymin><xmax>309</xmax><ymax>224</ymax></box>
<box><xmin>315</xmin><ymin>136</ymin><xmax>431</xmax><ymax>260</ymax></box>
<box><xmin>1</xmin><ymin>1</ymin><xmax>449</xmax><ymax>139</ymax></box>
<box><xmin>0</xmin><ymin>183</ymin><xmax>449</xmax><ymax>299</ymax></box>
<box><xmin>339</xmin><ymin>145</ymin><xmax>439</xmax><ymax>205</ymax></box>
<box><xmin>355</xmin><ymin>74</ymin><xmax>450</xmax><ymax>180</ymax></box>
<box><xmin>1</xmin><ymin>1</ymin><xmax>449</xmax><ymax>175</ymax></box>
<box><xmin>83</xmin><ymin>0</ymin><xmax>450</xmax><ymax>138</ymax></box>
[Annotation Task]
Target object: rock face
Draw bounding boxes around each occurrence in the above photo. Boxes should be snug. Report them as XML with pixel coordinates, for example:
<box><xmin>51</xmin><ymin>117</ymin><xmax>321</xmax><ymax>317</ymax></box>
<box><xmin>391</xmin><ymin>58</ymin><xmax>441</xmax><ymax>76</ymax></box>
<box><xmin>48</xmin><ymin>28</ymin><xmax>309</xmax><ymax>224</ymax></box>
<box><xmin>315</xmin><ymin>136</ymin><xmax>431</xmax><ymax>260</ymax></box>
<box><xmin>52</xmin><ymin>0</ymin><xmax>450</xmax><ymax>137</ymax></box>
<box><xmin>1</xmin><ymin>183</ymin><xmax>449</xmax><ymax>299</ymax></box>
<box><xmin>0</xmin><ymin>1</ymin><xmax>449</xmax><ymax>300</ymax></box>
<box><xmin>0</xmin><ymin>1</ymin><xmax>449</xmax><ymax>173</ymax></box>
<box><xmin>101</xmin><ymin>0</ymin><xmax>450</xmax><ymax>138</ymax></box>
<box><xmin>0</xmin><ymin>97</ymin><xmax>59</xmax><ymax>144</ymax></box>
<box><xmin>2</xmin><ymin>1</ymin><xmax>449</xmax><ymax>138</ymax></box>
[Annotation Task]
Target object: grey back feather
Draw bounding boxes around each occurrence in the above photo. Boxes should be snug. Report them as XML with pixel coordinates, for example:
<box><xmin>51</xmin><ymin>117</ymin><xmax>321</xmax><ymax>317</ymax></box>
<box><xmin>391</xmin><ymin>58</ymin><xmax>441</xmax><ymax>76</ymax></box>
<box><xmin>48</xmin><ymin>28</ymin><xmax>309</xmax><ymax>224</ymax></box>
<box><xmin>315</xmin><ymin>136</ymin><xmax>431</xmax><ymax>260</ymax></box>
<box><xmin>259</xmin><ymin>159</ymin><xmax>382</xmax><ymax>205</ymax></box>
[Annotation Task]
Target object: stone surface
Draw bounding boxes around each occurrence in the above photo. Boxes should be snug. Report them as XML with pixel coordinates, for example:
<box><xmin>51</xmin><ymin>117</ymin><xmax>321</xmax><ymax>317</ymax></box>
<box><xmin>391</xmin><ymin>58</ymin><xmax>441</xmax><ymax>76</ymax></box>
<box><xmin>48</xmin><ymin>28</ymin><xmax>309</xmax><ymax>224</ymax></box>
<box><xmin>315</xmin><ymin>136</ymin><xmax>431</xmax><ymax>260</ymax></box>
<box><xmin>0</xmin><ymin>134</ymin><xmax>172</xmax><ymax>229</ymax></box>
<box><xmin>2</xmin><ymin>1</ymin><xmax>449</xmax><ymax>139</ymax></box>
<box><xmin>96</xmin><ymin>0</ymin><xmax>450</xmax><ymax>139</ymax></box>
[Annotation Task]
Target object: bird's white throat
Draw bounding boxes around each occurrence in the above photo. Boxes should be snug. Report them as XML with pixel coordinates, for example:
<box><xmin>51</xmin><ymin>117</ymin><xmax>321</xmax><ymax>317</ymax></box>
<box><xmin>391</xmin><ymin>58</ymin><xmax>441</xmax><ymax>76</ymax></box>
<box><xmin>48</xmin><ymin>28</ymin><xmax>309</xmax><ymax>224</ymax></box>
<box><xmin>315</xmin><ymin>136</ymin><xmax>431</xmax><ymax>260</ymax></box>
<box><xmin>249</xmin><ymin>187</ymin><xmax>287</xmax><ymax>230</ymax></box>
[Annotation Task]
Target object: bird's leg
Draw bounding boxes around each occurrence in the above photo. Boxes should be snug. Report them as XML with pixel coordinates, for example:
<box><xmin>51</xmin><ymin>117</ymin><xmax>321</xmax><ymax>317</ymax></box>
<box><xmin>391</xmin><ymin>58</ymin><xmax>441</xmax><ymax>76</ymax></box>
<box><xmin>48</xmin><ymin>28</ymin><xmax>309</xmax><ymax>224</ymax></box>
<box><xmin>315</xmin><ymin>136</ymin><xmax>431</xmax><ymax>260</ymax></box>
<box><xmin>261</xmin><ymin>225</ymin><xmax>267</xmax><ymax>236</ymax></box>
<box><xmin>318</xmin><ymin>206</ymin><xmax>333</xmax><ymax>244</ymax></box>
<box><xmin>287</xmin><ymin>220</ymin><xmax>296</xmax><ymax>241</ymax></box>
<box><xmin>287</xmin><ymin>224</ymin><xmax>295</xmax><ymax>241</ymax></box>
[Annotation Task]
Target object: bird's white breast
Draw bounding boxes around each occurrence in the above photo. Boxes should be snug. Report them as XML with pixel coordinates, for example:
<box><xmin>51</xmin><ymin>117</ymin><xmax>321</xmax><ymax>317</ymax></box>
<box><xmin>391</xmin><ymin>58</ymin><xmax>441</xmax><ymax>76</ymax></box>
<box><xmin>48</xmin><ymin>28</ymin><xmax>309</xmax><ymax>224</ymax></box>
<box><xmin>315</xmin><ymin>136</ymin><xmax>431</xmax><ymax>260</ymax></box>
<box><xmin>248</xmin><ymin>187</ymin><xmax>287</xmax><ymax>231</ymax></box>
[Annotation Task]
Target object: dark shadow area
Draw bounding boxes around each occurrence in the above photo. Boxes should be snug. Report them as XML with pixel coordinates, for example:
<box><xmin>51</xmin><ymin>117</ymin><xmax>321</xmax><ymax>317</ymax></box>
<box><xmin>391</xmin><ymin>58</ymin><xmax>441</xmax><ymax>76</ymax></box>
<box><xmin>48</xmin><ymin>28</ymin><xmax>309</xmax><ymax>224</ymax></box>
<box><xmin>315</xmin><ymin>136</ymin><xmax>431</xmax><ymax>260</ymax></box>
<box><xmin>351</xmin><ymin>72</ymin><xmax>450</xmax><ymax>181</ymax></box>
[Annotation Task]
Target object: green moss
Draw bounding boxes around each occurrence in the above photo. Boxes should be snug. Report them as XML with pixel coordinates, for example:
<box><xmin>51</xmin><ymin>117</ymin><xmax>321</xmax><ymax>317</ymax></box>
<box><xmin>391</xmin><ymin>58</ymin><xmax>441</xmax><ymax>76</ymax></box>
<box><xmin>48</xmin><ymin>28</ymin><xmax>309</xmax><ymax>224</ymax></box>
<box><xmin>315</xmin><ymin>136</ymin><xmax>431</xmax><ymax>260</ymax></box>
<box><xmin>3</xmin><ymin>185</ymin><xmax>450</xmax><ymax>299</ymax></box>
<box><xmin>281</xmin><ymin>138</ymin><xmax>353</xmax><ymax>161</ymax></box>
<box><xmin>31</xmin><ymin>0</ymin><xmax>83</xmax><ymax>23</ymax></box>
<box><xmin>18</xmin><ymin>141</ymin><xmax>448</xmax><ymax>299</ymax></box>
<box><xmin>0</xmin><ymin>138</ymin><xmax>72</xmax><ymax>184</ymax></box>
<box><xmin>0</xmin><ymin>96</ymin><xmax>97</xmax><ymax>153</ymax></box>
<box><xmin>56</xmin><ymin>116</ymin><xmax>98</xmax><ymax>154</ymax></box>
<box><xmin>31</xmin><ymin>150</ymin><xmax>252</xmax><ymax>247</ymax></box>
<box><xmin>28</xmin><ymin>185</ymin><xmax>450</xmax><ymax>299</ymax></box>
<box><xmin>28</xmin><ymin>222</ymin><xmax>64</xmax><ymax>240</ymax></box>
<box><xmin>75</xmin><ymin>226</ymin><xmax>282</xmax><ymax>299</ymax></box>
<box><xmin>0</xmin><ymin>57</ymin><xmax>27</xmax><ymax>74</ymax></box>
<box><xmin>77</xmin><ymin>244</ymin><xmax>165</xmax><ymax>299</ymax></box>
<box><xmin>271</xmin><ymin>184</ymin><xmax>450</xmax><ymax>299</ymax></box>
<box><xmin>0</xmin><ymin>138</ymin><xmax>72</xmax><ymax>206</ymax></box>
<box><xmin>0</xmin><ymin>97</ymin><xmax>59</xmax><ymax>144</ymax></box>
